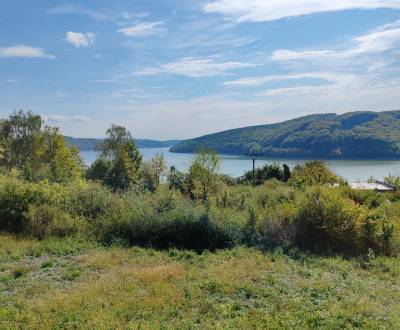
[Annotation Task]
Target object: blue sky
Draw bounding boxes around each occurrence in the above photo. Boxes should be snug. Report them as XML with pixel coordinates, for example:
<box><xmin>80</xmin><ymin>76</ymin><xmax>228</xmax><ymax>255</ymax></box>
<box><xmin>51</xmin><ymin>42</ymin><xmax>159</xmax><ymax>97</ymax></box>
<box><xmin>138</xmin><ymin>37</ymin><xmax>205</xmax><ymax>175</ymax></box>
<box><xmin>1</xmin><ymin>1</ymin><xmax>400</xmax><ymax>139</ymax></box>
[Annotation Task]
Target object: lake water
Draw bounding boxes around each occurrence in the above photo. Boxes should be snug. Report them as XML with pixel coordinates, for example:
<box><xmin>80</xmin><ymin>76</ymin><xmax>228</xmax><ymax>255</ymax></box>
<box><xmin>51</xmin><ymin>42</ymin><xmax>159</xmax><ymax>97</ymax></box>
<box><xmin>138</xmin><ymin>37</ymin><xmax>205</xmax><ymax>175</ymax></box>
<box><xmin>80</xmin><ymin>148</ymin><xmax>400</xmax><ymax>182</ymax></box>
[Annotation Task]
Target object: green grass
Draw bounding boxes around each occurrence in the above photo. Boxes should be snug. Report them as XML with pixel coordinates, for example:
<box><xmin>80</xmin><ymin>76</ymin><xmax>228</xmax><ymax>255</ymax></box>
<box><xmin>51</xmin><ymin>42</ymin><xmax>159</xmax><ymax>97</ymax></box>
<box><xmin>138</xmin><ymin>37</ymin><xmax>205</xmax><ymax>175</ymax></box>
<box><xmin>0</xmin><ymin>235</ymin><xmax>399</xmax><ymax>329</ymax></box>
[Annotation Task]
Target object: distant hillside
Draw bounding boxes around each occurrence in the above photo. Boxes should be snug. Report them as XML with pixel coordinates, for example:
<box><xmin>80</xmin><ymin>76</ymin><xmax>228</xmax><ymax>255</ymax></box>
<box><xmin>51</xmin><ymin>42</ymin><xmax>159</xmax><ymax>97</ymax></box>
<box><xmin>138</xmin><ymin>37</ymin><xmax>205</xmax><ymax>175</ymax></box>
<box><xmin>64</xmin><ymin>136</ymin><xmax>180</xmax><ymax>151</ymax></box>
<box><xmin>171</xmin><ymin>110</ymin><xmax>400</xmax><ymax>159</ymax></box>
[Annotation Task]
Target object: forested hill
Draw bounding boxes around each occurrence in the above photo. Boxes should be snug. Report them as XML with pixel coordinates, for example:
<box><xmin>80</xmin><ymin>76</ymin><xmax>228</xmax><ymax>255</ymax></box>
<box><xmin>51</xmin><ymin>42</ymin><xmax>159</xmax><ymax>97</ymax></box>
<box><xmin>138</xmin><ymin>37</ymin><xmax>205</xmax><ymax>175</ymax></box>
<box><xmin>170</xmin><ymin>110</ymin><xmax>400</xmax><ymax>159</ymax></box>
<box><xmin>64</xmin><ymin>136</ymin><xmax>180</xmax><ymax>151</ymax></box>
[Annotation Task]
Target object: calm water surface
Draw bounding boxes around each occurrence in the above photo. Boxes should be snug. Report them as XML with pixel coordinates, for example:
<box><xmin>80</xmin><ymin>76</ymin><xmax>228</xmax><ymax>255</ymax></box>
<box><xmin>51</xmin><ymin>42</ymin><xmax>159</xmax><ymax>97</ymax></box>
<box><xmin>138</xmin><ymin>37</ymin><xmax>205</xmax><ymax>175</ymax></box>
<box><xmin>81</xmin><ymin>148</ymin><xmax>400</xmax><ymax>182</ymax></box>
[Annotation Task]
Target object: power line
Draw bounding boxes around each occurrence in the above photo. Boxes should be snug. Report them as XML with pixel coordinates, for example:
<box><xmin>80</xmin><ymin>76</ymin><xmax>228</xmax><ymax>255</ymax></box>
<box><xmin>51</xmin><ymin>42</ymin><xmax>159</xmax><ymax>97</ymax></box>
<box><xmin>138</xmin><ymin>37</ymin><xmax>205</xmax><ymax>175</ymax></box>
<box><xmin>329</xmin><ymin>53</ymin><xmax>400</xmax><ymax>111</ymax></box>
<box><xmin>301</xmin><ymin>15</ymin><xmax>400</xmax><ymax>113</ymax></box>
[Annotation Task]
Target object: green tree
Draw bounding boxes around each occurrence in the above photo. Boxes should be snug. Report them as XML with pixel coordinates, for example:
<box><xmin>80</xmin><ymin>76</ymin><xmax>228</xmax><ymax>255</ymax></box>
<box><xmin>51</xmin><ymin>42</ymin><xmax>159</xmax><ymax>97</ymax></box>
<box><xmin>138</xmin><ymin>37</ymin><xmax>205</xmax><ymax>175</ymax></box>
<box><xmin>187</xmin><ymin>148</ymin><xmax>220</xmax><ymax>202</ymax></box>
<box><xmin>141</xmin><ymin>154</ymin><xmax>167</xmax><ymax>192</ymax></box>
<box><xmin>239</xmin><ymin>163</ymin><xmax>287</xmax><ymax>186</ymax></box>
<box><xmin>86</xmin><ymin>158</ymin><xmax>112</xmax><ymax>184</ymax></box>
<box><xmin>0</xmin><ymin>111</ymin><xmax>83</xmax><ymax>182</ymax></box>
<box><xmin>290</xmin><ymin>161</ymin><xmax>339</xmax><ymax>188</ymax></box>
<box><xmin>87</xmin><ymin>125</ymin><xmax>142</xmax><ymax>190</ymax></box>
<box><xmin>99</xmin><ymin>124</ymin><xmax>133</xmax><ymax>159</ymax></box>
<box><xmin>167</xmin><ymin>166</ymin><xmax>187</xmax><ymax>194</ymax></box>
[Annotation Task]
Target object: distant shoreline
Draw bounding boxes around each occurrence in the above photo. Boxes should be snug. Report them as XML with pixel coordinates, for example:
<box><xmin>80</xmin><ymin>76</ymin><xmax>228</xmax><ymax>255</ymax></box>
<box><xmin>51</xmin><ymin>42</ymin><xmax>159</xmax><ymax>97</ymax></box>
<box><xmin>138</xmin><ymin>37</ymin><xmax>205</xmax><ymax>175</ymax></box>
<box><xmin>64</xmin><ymin>136</ymin><xmax>180</xmax><ymax>151</ymax></box>
<box><xmin>169</xmin><ymin>149</ymin><xmax>400</xmax><ymax>161</ymax></box>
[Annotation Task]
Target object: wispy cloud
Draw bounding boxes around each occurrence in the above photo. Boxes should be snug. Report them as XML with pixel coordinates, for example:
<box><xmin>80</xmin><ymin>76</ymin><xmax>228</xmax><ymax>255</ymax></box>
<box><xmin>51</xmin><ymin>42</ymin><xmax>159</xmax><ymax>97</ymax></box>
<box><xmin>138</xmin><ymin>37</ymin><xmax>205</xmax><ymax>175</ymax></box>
<box><xmin>204</xmin><ymin>0</ymin><xmax>400</xmax><ymax>23</ymax></box>
<box><xmin>124</xmin><ymin>95</ymin><xmax>275</xmax><ymax>139</ymax></box>
<box><xmin>89</xmin><ymin>75</ymin><xmax>126</xmax><ymax>84</ymax></box>
<box><xmin>48</xmin><ymin>4</ymin><xmax>107</xmax><ymax>20</ymax></box>
<box><xmin>264</xmin><ymin>85</ymin><xmax>329</xmax><ymax>96</ymax></box>
<box><xmin>65</xmin><ymin>32</ymin><xmax>95</xmax><ymax>48</ymax></box>
<box><xmin>272</xmin><ymin>26</ymin><xmax>400</xmax><ymax>61</ymax></box>
<box><xmin>118</xmin><ymin>21</ymin><xmax>165</xmax><ymax>37</ymax></box>
<box><xmin>0</xmin><ymin>45</ymin><xmax>56</xmax><ymax>59</ymax></box>
<box><xmin>55</xmin><ymin>91</ymin><xmax>67</xmax><ymax>98</ymax></box>
<box><xmin>42</xmin><ymin>114</ymin><xmax>90</xmax><ymax>123</ymax></box>
<box><xmin>136</xmin><ymin>57</ymin><xmax>255</xmax><ymax>77</ymax></box>
<box><xmin>225</xmin><ymin>72</ymin><xmax>348</xmax><ymax>86</ymax></box>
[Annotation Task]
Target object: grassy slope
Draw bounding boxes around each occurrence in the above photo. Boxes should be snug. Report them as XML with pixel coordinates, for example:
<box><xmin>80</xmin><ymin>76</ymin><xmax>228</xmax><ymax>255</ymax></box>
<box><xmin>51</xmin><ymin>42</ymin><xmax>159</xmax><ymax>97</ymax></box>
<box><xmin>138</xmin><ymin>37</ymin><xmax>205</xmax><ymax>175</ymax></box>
<box><xmin>171</xmin><ymin>110</ymin><xmax>400</xmax><ymax>159</ymax></box>
<box><xmin>1</xmin><ymin>235</ymin><xmax>399</xmax><ymax>329</ymax></box>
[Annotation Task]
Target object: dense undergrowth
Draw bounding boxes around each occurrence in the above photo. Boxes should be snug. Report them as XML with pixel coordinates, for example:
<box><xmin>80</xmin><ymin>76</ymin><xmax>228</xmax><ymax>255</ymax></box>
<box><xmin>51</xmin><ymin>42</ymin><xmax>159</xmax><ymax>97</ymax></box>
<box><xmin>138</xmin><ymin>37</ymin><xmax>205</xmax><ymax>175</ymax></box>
<box><xmin>1</xmin><ymin>173</ymin><xmax>399</xmax><ymax>256</ymax></box>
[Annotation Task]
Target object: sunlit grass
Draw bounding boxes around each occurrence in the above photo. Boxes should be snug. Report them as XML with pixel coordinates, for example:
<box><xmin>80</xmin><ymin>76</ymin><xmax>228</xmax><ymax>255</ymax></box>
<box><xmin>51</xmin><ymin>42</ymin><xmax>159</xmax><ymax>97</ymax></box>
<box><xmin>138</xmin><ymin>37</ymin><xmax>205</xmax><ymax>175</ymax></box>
<box><xmin>1</xmin><ymin>236</ymin><xmax>399</xmax><ymax>329</ymax></box>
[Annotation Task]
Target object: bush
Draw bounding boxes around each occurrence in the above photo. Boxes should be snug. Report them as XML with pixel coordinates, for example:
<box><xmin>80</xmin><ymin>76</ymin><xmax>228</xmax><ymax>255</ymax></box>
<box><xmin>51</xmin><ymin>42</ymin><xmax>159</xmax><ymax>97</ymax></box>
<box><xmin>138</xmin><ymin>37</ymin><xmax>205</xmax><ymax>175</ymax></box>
<box><xmin>262</xmin><ymin>202</ymin><xmax>298</xmax><ymax>248</ymax></box>
<box><xmin>342</xmin><ymin>187</ymin><xmax>386</xmax><ymax>209</ymax></box>
<box><xmin>63</xmin><ymin>181</ymin><xmax>116</xmax><ymax>220</ymax></box>
<box><xmin>0</xmin><ymin>172</ymin><xmax>398</xmax><ymax>256</ymax></box>
<box><xmin>293</xmin><ymin>187</ymin><xmax>362</xmax><ymax>254</ymax></box>
<box><xmin>238</xmin><ymin>163</ymin><xmax>289</xmax><ymax>186</ymax></box>
<box><xmin>25</xmin><ymin>204</ymin><xmax>81</xmax><ymax>239</ymax></box>
<box><xmin>0</xmin><ymin>175</ymin><xmax>56</xmax><ymax>233</ymax></box>
<box><xmin>99</xmin><ymin>188</ymin><xmax>242</xmax><ymax>251</ymax></box>
<box><xmin>290</xmin><ymin>161</ymin><xmax>340</xmax><ymax>188</ymax></box>
<box><xmin>290</xmin><ymin>187</ymin><xmax>395</xmax><ymax>255</ymax></box>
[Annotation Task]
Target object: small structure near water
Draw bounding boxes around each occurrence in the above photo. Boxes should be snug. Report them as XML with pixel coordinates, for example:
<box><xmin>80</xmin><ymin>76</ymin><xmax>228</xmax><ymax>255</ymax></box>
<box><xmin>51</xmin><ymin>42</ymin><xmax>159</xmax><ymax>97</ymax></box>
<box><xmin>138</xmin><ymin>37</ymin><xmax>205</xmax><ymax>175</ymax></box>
<box><xmin>349</xmin><ymin>181</ymin><xmax>395</xmax><ymax>192</ymax></box>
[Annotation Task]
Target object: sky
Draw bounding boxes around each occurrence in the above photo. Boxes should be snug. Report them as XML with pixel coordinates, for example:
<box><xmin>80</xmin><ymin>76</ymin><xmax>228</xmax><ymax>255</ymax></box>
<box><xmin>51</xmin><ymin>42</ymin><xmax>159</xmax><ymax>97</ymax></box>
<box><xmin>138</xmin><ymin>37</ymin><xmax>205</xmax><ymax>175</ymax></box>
<box><xmin>1</xmin><ymin>1</ymin><xmax>400</xmax><ymax>139</ymax></box>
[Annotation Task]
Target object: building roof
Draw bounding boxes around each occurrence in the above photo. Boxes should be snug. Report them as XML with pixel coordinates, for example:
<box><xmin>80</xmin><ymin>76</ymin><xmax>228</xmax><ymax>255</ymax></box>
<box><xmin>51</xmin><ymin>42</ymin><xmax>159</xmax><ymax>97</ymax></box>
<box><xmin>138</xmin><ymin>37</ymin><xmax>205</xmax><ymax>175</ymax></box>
<box><xmin>349</xmin><ymin>182</ymin><xmax>395</xmax><ymax>191</ymax></box>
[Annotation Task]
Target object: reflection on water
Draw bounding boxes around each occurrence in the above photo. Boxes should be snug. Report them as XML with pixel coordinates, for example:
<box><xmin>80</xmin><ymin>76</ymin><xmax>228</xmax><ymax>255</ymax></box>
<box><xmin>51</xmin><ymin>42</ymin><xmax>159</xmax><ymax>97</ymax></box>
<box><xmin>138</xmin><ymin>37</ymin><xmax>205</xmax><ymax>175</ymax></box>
<box><xmin>80</xmin><ymin>148</ymin><xmax>400</xmax><ymax>182</ymax></box>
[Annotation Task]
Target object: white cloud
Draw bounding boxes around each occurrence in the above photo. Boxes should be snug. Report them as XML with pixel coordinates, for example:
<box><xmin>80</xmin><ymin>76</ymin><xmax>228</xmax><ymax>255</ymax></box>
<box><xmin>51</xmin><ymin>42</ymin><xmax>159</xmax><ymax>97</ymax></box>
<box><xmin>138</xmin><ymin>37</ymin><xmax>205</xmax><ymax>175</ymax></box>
<box><xmin>65</xmin><ymin>32</ymin><xmax>95</xmax><ymax>48</ymax></box>
<box><xmin>48</xmin><ymin>4</ymin><xmax>107</xmax><ymax>20</ymax></box>
<box><xmin>0</xmin><ymin>45</ymin><xmax>56</xmax><ymax>59</ymax></box>
<box><xmin>118</xmin><ymin>21</ymin><xmax>165</xmax><ymax>37</ymax></box>
<box><xmin>55</xmin><ymin>91</ymin><xmax>66</xmax><ymax>98</ymax></box>
<box><xmin>225</xmin><ymin>72</ymin><xmax>348</xmax><ymax>86</ymax></box>
<box><xmin>124</xmin><ymin>96</ymin><xmax>276</xmax><ymax>139</ymax></box>
<box><xmin>43</xmin><ymin>115</ymin><xmax>90</xmax><ymax>123</ymax></box>
<box><xmin>272</xmin><ymin>26</ymin><xmax>400</xmax><ymax>61</ymax></box>
<box><xmin>116</xmin><ymin>11</ymin><xmax>149</xmax><ymax>21</ymax></box>
<box><xmin>136</xmin><ymin>57</ymin><xmax>255</xmax><ymax>77</ymax></box>
<box><xmin>204</xmin><ymin>0</ymin><xmax>400</xmax><ymax>23</ymax></box>
<box><xmin>264</xmin><ymin>85</ymin><xmax>328</xmax><ymax>96</ymax></box>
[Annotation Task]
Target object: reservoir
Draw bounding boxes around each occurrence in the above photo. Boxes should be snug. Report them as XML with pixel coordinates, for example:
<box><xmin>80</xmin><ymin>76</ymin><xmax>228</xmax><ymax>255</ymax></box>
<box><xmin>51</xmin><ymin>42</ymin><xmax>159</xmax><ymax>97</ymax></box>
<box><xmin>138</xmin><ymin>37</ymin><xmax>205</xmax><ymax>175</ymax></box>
<box><xmin>80</xmin><ymin>148</ymin><xmax>400</xmax><ymax>182</ymax></box>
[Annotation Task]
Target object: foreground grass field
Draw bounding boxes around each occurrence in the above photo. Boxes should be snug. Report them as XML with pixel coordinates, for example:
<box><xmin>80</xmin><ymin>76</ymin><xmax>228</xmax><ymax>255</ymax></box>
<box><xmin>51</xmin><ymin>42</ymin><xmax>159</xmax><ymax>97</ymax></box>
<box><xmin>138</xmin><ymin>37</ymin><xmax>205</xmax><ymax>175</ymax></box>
<box><xmin>1</xmin><ymin>235</ymin><xmax>399</xmax><ymax>329</ymax></box>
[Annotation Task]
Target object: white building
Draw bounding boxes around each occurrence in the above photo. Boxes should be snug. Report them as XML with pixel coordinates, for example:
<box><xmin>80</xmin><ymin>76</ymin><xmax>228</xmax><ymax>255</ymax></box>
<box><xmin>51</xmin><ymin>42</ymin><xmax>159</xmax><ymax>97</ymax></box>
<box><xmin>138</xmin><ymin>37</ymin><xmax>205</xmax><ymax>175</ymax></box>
<box><xmin>349</xmin><ymin>182</ymin><xmax>395</xmax><ymax>192</ymax></box>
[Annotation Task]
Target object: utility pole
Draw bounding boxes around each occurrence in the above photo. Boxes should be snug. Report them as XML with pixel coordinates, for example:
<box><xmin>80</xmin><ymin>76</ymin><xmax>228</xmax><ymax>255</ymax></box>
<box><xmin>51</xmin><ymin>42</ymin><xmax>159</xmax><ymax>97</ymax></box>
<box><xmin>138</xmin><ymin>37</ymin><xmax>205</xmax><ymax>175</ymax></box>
<box><xmin>252</xmin><ymin>157</ymin><xmax>256</xmax><ymax>188</ymax></box>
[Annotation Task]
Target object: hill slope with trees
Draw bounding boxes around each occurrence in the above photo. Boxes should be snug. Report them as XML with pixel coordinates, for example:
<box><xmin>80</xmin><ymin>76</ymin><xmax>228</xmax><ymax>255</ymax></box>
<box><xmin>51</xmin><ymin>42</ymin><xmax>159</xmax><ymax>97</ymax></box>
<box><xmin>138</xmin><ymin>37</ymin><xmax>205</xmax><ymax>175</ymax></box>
<box><xmin>171</xmin><ymin>110</ymin><xmax>400</xmax><ymax>159</ymax></box>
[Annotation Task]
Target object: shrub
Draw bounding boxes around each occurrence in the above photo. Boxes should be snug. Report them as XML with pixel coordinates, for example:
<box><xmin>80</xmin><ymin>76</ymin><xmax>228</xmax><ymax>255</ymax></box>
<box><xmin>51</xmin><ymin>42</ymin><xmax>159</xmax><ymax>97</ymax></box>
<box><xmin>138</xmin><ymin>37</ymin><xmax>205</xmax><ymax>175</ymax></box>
<box><xmin>0</xmin><ymin>175</ymin><xmax>55</xmax><ymax>233</ymax></box>
<box><xmin>293</xmin><ymin>187</ymin><xmax>362</xmax><ymax>254</ymax></box>
<box><xmin>290</xmin><ymin>187</ymin><xmax>396</xmax><ymax>255</ymax></box>
<box><xmin>24</xmin><ymin>204</ymin><xmax>81</xmax><ymax>239</ymax></box>
<box><xmin>342</xmin><ymin>187</ymin><xmax>386</xmax><ymax>209</ymax></box>
<box><xmin>360</xmin><ymin>214</ymin><xmax>396</xmax><ymax>256</ymax></box>
<box><xmin>290</xmin><ymin>161</ymin><xmax>340</xmax><ymax>188</ymax></box>
<box><xmin>98</xmin><ymin>189</ymin><xmax>242</xmax><ymax>251</ymax></box>
<box><xmin>63</xmin><ymin>181</ymin><xmax>116</xmax><ymax>220</ymax></box>
<box><xmin>238</xmin><ymin>163</ymin><xmax>289</xmax><ymax>186</ymax></box>
<box><xmin>262</xmin><ymin>202</ymin><xmax>298</xmax><ymax>248</ymax></box>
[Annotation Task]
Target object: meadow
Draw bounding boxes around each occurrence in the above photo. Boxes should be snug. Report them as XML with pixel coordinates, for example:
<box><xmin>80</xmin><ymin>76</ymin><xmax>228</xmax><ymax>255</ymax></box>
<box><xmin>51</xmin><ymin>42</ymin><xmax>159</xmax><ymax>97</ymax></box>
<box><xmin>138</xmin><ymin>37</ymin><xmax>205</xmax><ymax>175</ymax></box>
<box><xmin>1</xmin><ymin>112</ymin><xmax>400</xmax><ymax>329</ymax></box>
<box><xmin>1</xmin><ymin>235</ymin><xmax>400</xmax><ymax>329</ymax></box>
